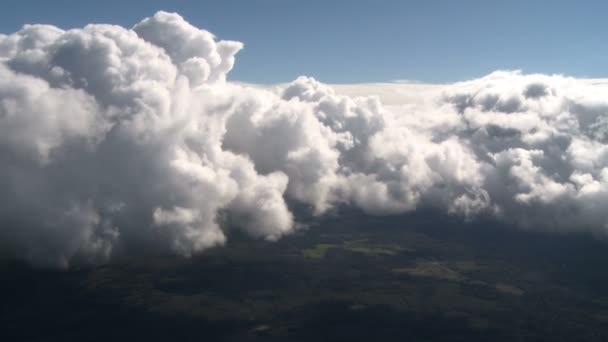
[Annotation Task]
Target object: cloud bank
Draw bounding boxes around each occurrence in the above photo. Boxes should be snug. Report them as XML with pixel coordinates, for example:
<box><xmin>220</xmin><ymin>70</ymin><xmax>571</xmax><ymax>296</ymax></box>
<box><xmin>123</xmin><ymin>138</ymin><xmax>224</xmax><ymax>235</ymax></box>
<box><xmin>1</xmin><ymin>12</ymin><xmax>608</xmax><ymax>267</ymax></box>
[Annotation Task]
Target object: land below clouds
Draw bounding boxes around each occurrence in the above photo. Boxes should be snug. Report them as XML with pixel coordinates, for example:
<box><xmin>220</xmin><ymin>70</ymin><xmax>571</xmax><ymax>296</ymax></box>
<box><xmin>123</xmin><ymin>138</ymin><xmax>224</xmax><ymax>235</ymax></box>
<box><xmin>2</xmin><ymin>210</ymin><xmax>608</xmax><ymax>342</ymax></box>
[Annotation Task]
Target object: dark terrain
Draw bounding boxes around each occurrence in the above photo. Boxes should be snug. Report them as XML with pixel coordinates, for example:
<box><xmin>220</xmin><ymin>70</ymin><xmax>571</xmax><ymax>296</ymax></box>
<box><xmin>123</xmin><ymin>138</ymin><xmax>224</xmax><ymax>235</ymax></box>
<box><xmin>2</xmin><ymin>211</ymin><xmax>608</xmax><ymax>341</ymax></box>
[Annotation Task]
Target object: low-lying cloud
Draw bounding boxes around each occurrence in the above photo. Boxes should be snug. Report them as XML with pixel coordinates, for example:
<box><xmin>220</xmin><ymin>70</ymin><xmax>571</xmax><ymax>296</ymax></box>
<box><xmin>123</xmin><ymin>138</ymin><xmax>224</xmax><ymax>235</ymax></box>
<box><xmin>1</xmin><ymin>12</ymin><xmax>608</xmax><ymax>267</ymax></box>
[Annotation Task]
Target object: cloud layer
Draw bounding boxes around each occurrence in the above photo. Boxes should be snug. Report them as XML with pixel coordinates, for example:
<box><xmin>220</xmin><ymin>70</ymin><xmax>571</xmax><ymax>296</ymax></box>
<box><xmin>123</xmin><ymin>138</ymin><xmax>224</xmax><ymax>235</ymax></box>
<box><xmin>1</xmin><ymin>12</ymin><xmax>608</xmax><ymax>267</ymax></box>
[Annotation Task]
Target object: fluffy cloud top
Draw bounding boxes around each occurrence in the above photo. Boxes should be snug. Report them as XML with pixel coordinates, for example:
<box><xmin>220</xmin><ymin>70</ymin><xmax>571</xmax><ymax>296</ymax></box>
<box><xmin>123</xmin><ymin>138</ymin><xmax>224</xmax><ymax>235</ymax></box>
<box><xmin>1</xmin><ymin>12</ymin><xmax>608</xmax><ymax>268</ymax></box>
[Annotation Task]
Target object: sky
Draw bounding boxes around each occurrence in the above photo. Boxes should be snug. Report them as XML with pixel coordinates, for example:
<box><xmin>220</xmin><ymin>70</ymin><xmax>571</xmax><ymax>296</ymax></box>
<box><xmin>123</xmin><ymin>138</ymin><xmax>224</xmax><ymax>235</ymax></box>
<box><xmin>0</xmin><ymin>0</ymin><xmax>606</xmax><ymax>83</ymax></box>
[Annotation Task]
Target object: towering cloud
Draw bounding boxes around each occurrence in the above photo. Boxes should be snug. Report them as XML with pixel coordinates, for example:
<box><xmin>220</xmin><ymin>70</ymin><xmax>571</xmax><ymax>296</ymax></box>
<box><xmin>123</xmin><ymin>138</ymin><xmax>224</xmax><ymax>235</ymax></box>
<box><xmin>1</xmin><ymin>12</ymin><xmax>607</xmax><ymax>268</ymax></box>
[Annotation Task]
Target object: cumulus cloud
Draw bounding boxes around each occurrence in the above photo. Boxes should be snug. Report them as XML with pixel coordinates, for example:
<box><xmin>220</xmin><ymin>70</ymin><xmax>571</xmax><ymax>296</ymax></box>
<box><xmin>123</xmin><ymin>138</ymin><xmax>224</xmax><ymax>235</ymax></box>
<box><xmin>1</xmin><ymin>12</ymin><xmax>608</xmax><ymax>267</ymax></box>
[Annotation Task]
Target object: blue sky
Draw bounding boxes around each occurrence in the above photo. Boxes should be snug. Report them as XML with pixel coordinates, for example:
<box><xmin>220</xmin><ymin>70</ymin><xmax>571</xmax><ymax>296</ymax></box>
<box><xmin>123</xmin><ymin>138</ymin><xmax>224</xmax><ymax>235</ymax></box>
<box><xmin>1</xmin><ymin>0</ymin><xmax>606</xmax><ymax>83</ymax></box>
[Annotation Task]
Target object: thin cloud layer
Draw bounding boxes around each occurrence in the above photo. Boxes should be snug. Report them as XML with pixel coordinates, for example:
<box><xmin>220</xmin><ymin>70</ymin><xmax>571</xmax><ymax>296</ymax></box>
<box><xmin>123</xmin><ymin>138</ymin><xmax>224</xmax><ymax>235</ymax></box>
<box><xmin>1</xmin><ymin>12</ymin><xmax>608</xmax><ymax>267</ymax></box>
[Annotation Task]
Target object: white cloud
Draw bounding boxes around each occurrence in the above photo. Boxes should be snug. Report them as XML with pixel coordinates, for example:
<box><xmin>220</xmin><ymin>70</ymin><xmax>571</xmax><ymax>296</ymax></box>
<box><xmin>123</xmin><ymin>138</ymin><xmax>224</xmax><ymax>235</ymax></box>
<box><xmin>1</xmin><ymin>12</ymin><xmax>608</xmax><ymax>267</ymax></box>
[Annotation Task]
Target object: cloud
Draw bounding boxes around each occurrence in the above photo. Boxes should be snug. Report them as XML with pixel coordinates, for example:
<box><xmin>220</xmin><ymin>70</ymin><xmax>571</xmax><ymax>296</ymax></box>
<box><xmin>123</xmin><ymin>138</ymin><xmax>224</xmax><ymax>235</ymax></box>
<box><xmin>1</xmin><ymin>12</ymin><xmax>608</xmax><ymax>268</ymax></box>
